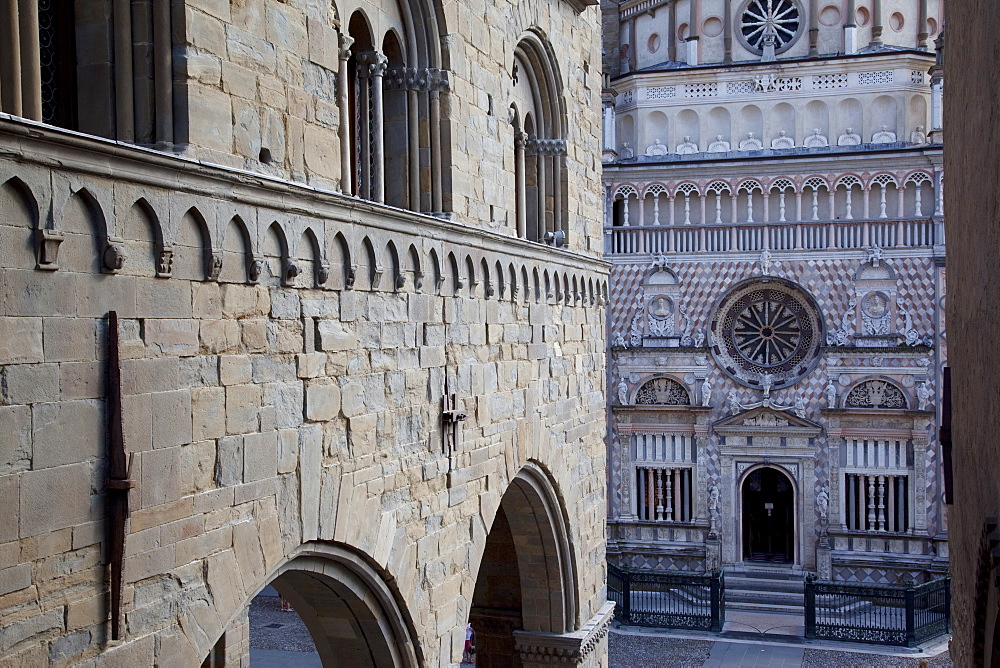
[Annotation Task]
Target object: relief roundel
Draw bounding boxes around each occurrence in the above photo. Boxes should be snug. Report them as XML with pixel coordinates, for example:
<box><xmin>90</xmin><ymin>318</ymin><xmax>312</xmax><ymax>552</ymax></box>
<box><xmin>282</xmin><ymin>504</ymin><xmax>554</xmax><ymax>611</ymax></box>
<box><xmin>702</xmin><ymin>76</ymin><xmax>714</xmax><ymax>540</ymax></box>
<box><xmin>710</xmin><ymin>280</ymin><xmax>823</xmax><ymax>389</ymax></box>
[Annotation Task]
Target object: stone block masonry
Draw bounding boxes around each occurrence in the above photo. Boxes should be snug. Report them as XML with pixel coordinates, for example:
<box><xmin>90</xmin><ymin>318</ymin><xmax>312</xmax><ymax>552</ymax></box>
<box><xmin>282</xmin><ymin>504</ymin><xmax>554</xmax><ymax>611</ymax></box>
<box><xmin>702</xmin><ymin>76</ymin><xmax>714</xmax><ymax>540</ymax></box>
<box><xmin>0</xmin><ymin>0</ymin><xmax>609</xmax><ymax>655</ymax></box>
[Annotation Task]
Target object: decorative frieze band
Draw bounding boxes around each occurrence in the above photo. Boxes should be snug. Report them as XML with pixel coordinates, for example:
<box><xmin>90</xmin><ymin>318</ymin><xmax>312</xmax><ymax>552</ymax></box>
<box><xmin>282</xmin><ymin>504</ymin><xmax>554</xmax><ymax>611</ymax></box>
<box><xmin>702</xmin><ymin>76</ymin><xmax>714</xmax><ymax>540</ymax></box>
<box><xmin>526</xmin><ymin>138</ymin><xmax>567</xmax><ymax>156</ymax></box>
<box><xmin>384</xmin><ymin>67</ymin><xmax>451</xmax><ymax>92</ymax></box>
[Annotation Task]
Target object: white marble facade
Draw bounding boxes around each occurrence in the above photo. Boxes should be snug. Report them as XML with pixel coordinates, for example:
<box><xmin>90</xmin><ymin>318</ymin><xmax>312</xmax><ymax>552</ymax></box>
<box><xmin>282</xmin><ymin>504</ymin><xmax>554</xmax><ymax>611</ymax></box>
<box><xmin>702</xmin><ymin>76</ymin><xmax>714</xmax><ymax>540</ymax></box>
<box><xmin>602</xmin><ymin>0</ymin><xmax>947</xmax><ymax>584</ymax></box>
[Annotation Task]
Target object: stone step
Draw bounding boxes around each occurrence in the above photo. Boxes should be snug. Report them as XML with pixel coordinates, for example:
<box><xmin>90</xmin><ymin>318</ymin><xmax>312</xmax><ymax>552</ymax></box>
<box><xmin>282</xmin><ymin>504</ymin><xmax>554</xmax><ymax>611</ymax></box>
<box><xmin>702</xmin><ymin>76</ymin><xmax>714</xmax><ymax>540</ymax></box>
<box><xmin>724</xmin><ymin>601</ymin><xmax>805</xmax><ymax>615</ymax></box>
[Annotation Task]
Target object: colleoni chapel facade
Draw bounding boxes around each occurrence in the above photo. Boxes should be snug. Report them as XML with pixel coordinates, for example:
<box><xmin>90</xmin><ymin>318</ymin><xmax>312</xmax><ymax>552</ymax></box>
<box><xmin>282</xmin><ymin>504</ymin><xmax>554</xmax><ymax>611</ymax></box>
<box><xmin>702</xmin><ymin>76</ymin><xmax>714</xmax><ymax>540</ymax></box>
<box><xmin>601</xmin><ymin>0</ymin><xmax>948</xmax><ymax>587</ymax></box>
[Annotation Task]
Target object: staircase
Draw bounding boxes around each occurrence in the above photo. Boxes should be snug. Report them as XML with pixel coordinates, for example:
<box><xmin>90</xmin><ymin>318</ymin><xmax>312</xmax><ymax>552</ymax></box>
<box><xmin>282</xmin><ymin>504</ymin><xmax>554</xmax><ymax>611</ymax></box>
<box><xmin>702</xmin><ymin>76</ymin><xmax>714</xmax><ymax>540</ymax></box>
<box><xmin>725</xmin><ymin>564</ymin><xmax>805</xmax><ymax>614</ymax></box>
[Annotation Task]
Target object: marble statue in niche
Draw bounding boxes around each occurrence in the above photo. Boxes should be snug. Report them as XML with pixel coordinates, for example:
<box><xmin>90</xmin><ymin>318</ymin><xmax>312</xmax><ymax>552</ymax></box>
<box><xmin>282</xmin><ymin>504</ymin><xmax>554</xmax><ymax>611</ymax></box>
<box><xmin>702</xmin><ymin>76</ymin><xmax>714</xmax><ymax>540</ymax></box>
<box><xmin>804</xmin><ymin>128</ymin><xmax>829</xmax><ymax>147</ymax></box>
<box><xmin>676</xmin><ymin>136</ymin><xmax>699</xmax><ymax>154</ymax></box>
<box><xmin>838</xmin><ymin>128</ymin><xmax>862</xmax><ymax>146</ymax></box>
<box><xmin>708</xmin><ymin>135</ymin><xmax>731</xmax><ymax>152</ymax></box>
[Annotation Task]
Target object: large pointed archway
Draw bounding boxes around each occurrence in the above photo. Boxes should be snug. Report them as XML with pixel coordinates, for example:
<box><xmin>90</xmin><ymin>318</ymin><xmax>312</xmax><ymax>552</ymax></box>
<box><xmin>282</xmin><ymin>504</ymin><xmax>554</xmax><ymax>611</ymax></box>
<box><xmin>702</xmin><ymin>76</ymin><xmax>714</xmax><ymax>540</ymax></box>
<box><xmin>469</xmin><ymin>462</ymin><xmax>579</xmax><ymax>667</ymax></box>
<box><xmin>203</xmin><ymin>543</ymin><xmax>420</xmax><ymax>668</ymax></box>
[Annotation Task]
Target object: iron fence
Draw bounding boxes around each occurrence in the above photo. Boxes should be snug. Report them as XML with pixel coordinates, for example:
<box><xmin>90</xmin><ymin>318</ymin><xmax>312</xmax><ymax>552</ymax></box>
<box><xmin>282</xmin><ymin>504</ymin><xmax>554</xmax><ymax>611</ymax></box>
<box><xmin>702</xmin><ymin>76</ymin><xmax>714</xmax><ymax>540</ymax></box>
<box><xmin>804</xmin><ymin>575</ymin><xmax>950</xmax><ymax>646</ymax></box>
<box><xmin>607</xmin><ymin>563</ymin><xmax>725</xmax><ymax>631</ymax></box>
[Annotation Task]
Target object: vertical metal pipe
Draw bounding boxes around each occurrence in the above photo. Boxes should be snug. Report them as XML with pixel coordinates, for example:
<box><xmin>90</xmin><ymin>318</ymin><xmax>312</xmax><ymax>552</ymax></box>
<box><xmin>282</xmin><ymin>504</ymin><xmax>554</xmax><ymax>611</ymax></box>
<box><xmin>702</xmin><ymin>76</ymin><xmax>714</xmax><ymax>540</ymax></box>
<box><xmin>0</xmin><ymin>0</ymin><xmax>22</xmax><ymax>115</ymax></box>
<box><xmin>17</xmin><ymin>0</ymin><xmax>40</xmax><ymax>120</ymax></box>
<box><xmin>152</xmin><ymin>0</ymin><xmax>172</xmax><ymax>143</ymax></box>
<box><xmin>114</xmin><ymin>0</ymin><xmax>135</xmax><ymax>140</ymax></box>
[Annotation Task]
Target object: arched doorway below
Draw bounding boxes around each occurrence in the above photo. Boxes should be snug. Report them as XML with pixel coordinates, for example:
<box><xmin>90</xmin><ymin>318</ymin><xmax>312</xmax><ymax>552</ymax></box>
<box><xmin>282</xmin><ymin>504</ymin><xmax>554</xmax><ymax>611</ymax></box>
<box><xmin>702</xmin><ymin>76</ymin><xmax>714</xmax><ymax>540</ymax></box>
<box><xmin>742</xmin><ymin>467</ymin><xmax>794</xmax><ymax>563</ymax></box>
<box><xmin>469</xmin><ymin>463</ymin><xmax>577</xmax><ymax>667</ymax></box>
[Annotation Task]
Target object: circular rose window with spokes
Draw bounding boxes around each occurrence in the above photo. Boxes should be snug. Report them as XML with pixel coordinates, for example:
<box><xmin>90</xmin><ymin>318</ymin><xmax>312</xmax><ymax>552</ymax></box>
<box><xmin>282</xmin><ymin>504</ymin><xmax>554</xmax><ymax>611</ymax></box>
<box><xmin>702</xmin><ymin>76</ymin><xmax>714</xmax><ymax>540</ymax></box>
<box><xmin>710</xmin><ymin>279</ymin><xmax>823</xmax><ymax>389</ymax></box>
<box><xmin>737</xmin><ymin>0</ymin><xmax>803</xmax><ymax>55</ymax></box>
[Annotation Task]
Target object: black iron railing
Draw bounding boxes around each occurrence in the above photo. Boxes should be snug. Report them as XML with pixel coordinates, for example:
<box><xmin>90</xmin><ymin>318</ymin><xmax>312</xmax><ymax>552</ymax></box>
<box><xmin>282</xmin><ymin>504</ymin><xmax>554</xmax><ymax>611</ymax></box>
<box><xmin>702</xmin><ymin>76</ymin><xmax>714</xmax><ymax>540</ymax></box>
<box><xmin>608</xmin><ymin>563</ymin><xmax>725</xmax><ymax>631</ymax></box>
<box><xmin>804</xmin><ymin>575</ymin><xmax>950</xmax><ymax>646</ymax></box>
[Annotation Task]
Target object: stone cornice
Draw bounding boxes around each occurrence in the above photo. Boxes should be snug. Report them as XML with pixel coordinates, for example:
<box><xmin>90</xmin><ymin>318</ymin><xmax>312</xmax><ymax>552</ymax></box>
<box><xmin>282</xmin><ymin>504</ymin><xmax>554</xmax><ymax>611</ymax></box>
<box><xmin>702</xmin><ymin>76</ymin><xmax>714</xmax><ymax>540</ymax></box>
<box><xmin>0</xmin><ymin>116</ymin><xmax>609</xmax><ymax>274</ymax></box>
<box><xmin>513</xmin><ymin>601</ymin><xmax>615</xmax><ymax>664</ymax></box>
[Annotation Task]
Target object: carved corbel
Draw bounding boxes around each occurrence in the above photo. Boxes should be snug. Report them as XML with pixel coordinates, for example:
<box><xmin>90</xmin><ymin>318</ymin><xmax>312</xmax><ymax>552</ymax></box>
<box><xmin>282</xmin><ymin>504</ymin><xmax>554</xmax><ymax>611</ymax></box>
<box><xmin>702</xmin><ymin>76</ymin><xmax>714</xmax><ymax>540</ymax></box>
<box><xmin>102</xmin><ymin>238</ymin><xmax>127</xmax><ymax>273</ymax></box>
<box><xmin>156</xmin><ymin>244</ymin><xmax>174</xmax><ymax>278</ymax></box>
<box><xmin>345</xmin><ymin>266</ymin><xmax>357</xmax><ymax>290</ymax></box>
<box><xmin>317</xmin><ymin>263</ymin><xmax>330</xmax><ymax>286</ymax></box>
<box><xmin>372</xmin><ymin>267</ymin><xmax>384</xmax><ymax>289</ymax></box>
<box><xmin>283</xmin><ymin>261</ymin><xmax>301</xmax><ymax>286</ymax></box>
<box><xmin>208</xmin><ymin>251</ymin><xmax>224</xmax><ymax>281</ymax></box>
<box><xmin>395</xmin><ymin>273</ymin><xmax>406</xmax><ymax>290</ymax></box>
<box><xmin>36</xmin><ymin>228</ymin><xmax>64</xmax><ymax>270</ymax></box>
<box><xmin>247</xmin><ymin>258</ymin><xmax>263</xmax><ymax>283</ymax></box>
<box><xmin>414</xmin><ymin>271</ymin><xmax>424</xmax><ymax>291</ymax></box>
<box><xmin>485</xmin><ymin>281</ymin><xmax>495</xmax><ymax>298</ymax></box>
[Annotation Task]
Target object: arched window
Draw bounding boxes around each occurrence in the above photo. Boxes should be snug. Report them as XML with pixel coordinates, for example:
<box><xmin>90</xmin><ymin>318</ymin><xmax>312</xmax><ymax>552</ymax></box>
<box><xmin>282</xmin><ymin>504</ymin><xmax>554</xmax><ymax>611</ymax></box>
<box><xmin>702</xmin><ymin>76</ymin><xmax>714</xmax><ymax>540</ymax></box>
<box><xmin>1</xmin><ymin>0</ymin><xmax>174</xmax><ymax>142</ymax></box>
<box><xmin>341</xmin><ymin>0</ymin><xmax>447</xmax><ymax>214</ymax></box>
<box><xmin>634</xmin><ymin>377</ymin><xmax>691</xmax><ymax>405</ymax></box>
<box><xmin>509</xmin><ymin>34</ymin><xmax>566</xmax><ymax>246</ymax></box>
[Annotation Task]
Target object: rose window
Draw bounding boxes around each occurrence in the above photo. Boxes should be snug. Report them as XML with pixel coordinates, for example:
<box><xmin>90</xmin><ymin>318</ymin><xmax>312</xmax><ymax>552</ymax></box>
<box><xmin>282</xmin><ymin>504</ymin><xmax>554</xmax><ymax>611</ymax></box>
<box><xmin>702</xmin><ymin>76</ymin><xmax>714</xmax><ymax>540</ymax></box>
<box><xmin>738</xmin><ymin>0</ymin><xmax>803</xmax><ymax>55</ymax></box>
<box><xmin>710</xmin><ymin>280</ymin><xmax>823</xmax><ymax>389</ymax></box>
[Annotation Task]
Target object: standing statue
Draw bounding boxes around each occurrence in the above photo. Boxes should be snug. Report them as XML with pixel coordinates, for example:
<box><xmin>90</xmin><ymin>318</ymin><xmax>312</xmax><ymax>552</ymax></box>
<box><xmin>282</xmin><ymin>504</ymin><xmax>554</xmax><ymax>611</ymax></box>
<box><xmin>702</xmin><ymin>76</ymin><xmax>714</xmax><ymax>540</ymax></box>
<box><xmin>708</xmin><ymin>486</ymin><xmax>721</xmax><ymax>536</ymax></box>
<box><xmin>727</xmin><ymin>390</ymin><xmax>741</xmax><ymax>416</ymax></box>
<box><xmin>617</xmin><ymin>378</ymin><xmax>629</xmax><ymax>405</ymax></box>
<box><xmin>817</xmin><ymin>488</ymin><xmax>830</xmax><ymax>535</ymax></box>
<box><xmin>825</xmin><ymin>381</ymin><xmax>837</xmax><ymax>409</ymax></box>
<box><xmin>793</xmin><ymin>396</ymin><xmax>807</xmax><ymax>418</ymax></box>
<box><xmin>701</xmin><ymin>379</ymin><xmax>713</xmax><ymax>407</ymax></box>
<box><xmin>917</xmin><ymin>381</ymin><xmax>931</xmax><ymax>410</ymax></box>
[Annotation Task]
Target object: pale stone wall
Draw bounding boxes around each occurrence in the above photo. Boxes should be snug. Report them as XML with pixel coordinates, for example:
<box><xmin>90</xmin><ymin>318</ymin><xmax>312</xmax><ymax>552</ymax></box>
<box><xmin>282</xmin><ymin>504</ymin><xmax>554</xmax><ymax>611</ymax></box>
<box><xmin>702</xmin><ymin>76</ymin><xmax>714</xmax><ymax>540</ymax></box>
<box><xmin>944</xmin><ymin>3</ymin><xmax>1000</xmax><ymax>665</ymax></box>
<box><xmin>0</xmin><ymin>0</ymin><xmax>609</xmax><ymax>660</ymax></box>
<box><xmin>172</xmin><ymin>0</ymin><xmax>605</xmax><ymax>255</ymax></box>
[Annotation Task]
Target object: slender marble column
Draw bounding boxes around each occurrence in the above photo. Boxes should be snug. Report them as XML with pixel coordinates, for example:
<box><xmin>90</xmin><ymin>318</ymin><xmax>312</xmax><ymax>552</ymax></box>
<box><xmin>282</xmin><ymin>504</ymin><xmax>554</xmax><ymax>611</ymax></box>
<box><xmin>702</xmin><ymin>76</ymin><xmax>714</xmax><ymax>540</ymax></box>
<box><xmin>871</xmin><ymin>0</ymin><xmax>883</xmax><ymax>46</ymax></box>
<box><xmin>18</xmin><ymin>0</ymin><xmax>40</xmax><ymax>120</ymax></box>
<box><xmin>844</xmin><ymin>0</ymin><xmax>857</xmax><ymax>54</ymax></box>
<box><xmin>337</xmin><ymin>35</ymin><xmax>354</xmax><ymax>195</ymax></box>
<box><xmin>407</xmin><ymin>87</ymin><xmax>420</xmax><ymax>209</ymax></box>
<box><xmin>723</xmin><ymin>0</ymin><xmax>732</xmax><ymax>64</ymax></box>
<box><xmin>360</xmin><ymin>52</ymin><xmax>388</xmax><ymax>203</ymax></box>
<box><xmin>918</xmin><ymin>0</ymin><xmax>929</xmax><ymax>48</ymax></box>
<box><xmin>430</xmin><ymin>89</ymin><xmax>443</xmax><ymax>212</ymax></box>
<box><xmin>514</xmin><ymin>132</ymin><xmax>527</xmax><ymax>238</ymax></box>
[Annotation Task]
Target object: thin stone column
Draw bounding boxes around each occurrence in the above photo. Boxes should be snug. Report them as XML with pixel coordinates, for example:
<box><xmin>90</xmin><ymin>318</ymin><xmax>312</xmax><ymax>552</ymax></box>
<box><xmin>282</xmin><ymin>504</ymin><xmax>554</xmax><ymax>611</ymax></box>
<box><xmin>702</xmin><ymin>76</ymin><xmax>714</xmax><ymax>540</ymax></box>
<box><xmin>808</xmin><ymin>0</ymin><xmax>819</xmax><ymax>56</ymax></box>
<box><xmin>723</xmin><ymin>0</ymin><xmax>732</xmax><ymax>63</ymax></box>
<box><xmin>114</xmin><ymin>0</ymin><xmax>135</xmax><ymax>139</ymax></box>
<box><xmin>1</xmin><ymin>0</ymin><xmax>22</xmax><ymax>115</ymax></box>
<box><xmin>17</xmin><ymin>0</ymin><xmax>40</xmax><ymax>120</ymax></box>
<box><xmin>917</xmin><ymin>0</ymin><xmax>929</xmax><ymax>48</ymax></box>
<box><xmin>844</xmin><ymin>0</ymin><xmax>857</xmax><ymax>53</ymax></box>
<box><xmin>536</xmin><ymin>139</ymin><xmax>547</xmax><ymax>240</ymax></box>
<box><xmin>552</xmin><ymin>148</ymin><xmax>563</xmax><ymax>236</ymax></box>
<box><xmin>153</xmin><ymin>0</ymin><xmax>173</xmax><ymax>143</ymax></box>
<box><xmin>686</xmin><ymin>0</ymin><xmax>699</xmax><ymax>65</ymax></box>
<box><xmin>358</xmin><ymin>51</ymin><xmax>388</xmax><ymax>203</ymax></box>
<box><xmin>430</xmin><ymin>90</ymin><xmax>443</xmax><ymax>211</ymax></box>
<box><xmin>515</xmin><ymin>132</ymin><xmax>527</xmax><ymax>238</ymax></box>
<box><xmin>407</xmin><ymin>87</ymin><xmax>420</xmax><ymax>209</ymax></box>
<box><xmin>337</xmin><ymin>35</ymin><xmax>354</xmax><ymax>195</ymax></box>
<box><xmin>667</xmin><ymin>0</ymin><xmax>677</xmax><ymax>63</ymax></box>
<box><xmin>871</xmin><ymin>0</ymin><xmax>883</xmax><ymax>46</ymax></box>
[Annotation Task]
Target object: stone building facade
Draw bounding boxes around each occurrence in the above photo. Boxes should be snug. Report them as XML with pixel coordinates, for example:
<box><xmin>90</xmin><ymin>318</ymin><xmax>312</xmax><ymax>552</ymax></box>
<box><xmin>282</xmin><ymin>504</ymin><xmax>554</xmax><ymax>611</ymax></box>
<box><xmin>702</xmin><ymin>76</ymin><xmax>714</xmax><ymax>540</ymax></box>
<box><xmin>0</xmin><ymin>0</ymin><xmax>612</xmax><ymax>664</ymax></box>
<box><xmin>601</xmin><ymin>0</ymin><xmax>948</xmax><ymax>586</ymax></box>
<box><xmin>944</xmin><ymin>3</ymin><xmax>1000</xmax><ymax>666</ymax></box>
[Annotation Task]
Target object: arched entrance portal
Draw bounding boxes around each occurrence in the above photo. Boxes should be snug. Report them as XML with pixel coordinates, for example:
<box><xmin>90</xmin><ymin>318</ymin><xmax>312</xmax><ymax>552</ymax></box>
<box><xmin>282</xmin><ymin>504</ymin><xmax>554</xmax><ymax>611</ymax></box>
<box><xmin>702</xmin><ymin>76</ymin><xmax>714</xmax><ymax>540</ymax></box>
<box><xmin>470</xmin><ymin>462</ymin><xmax>577</xmax><ymax>667</ymax></box>
<box><xmin>204</xmin><ymin>544</ymin><xmax>420</xmax><ymax>668</ymax></box>
<box><xmin>741</xmin><ymin>467</ymin><xmax>795</xmax><ymax>563</ymax></box>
